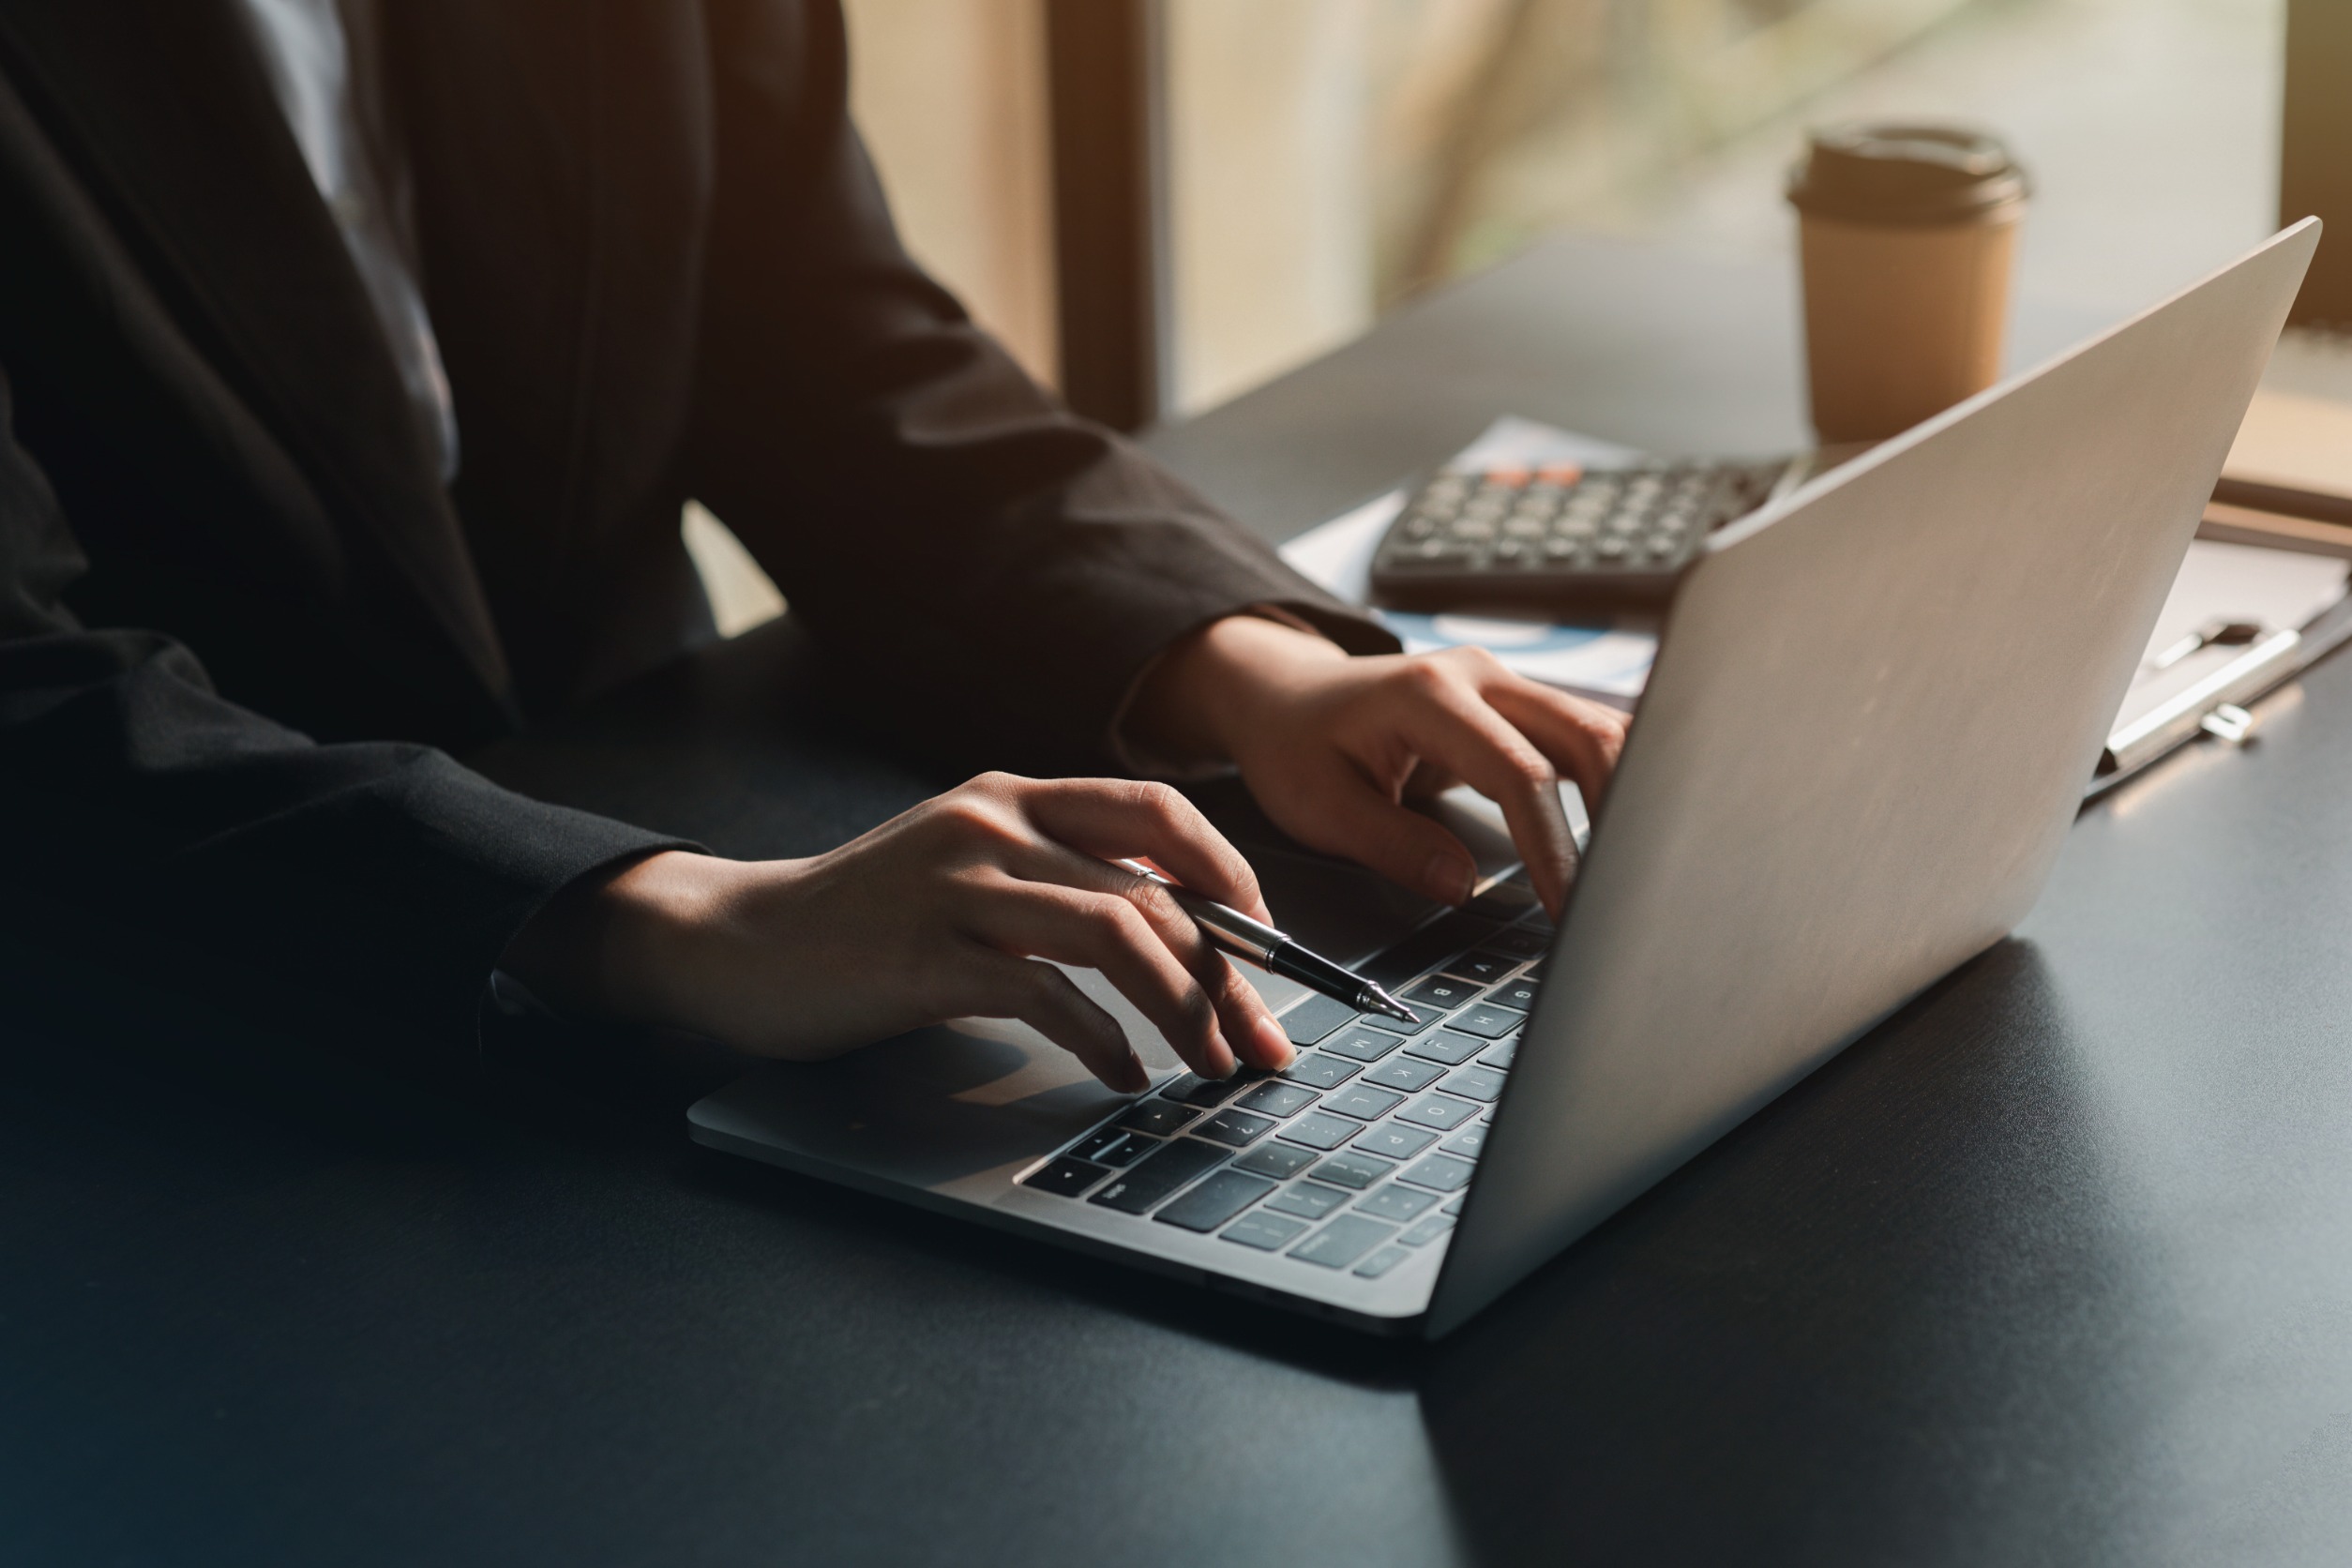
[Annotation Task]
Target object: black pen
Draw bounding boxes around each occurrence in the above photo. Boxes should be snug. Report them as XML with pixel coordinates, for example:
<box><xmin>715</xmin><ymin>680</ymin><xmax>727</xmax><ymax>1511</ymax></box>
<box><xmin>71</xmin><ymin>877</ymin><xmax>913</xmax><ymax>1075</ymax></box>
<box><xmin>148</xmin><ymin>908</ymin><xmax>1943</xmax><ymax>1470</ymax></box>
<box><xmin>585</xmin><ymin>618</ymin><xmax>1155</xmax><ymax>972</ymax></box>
<box><xmin>1113</xmin><ymin>859</ymin><xmax>1418</xmax><ymax>1025</ymax></box>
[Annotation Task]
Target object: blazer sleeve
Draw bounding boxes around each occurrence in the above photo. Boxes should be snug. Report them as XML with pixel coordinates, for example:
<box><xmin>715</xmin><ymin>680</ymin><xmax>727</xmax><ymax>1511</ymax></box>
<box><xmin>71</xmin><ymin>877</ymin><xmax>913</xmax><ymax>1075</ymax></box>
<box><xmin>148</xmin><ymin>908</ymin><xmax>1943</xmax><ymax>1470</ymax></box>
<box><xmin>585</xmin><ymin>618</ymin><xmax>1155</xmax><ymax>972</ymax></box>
<box><xmin>683</xmin><ymin>0</ymin><xmax>1399</xmax><ymax>776</ymax></box>
<box><xmin>0</xmin><ymin>363</ymin><xmax>687</xmax><ymax>1053</ymax></box>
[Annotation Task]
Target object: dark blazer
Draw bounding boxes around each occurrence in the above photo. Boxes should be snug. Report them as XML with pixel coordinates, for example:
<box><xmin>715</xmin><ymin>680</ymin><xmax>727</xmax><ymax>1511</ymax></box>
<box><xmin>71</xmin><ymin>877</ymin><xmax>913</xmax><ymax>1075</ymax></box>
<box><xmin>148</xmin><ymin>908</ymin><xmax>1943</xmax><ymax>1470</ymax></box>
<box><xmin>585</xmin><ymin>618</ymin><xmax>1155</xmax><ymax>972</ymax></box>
<box><xmin>0</xmin><ymin>0</ymin><xmax>1387</xmax><ymax>1049</ymax></box>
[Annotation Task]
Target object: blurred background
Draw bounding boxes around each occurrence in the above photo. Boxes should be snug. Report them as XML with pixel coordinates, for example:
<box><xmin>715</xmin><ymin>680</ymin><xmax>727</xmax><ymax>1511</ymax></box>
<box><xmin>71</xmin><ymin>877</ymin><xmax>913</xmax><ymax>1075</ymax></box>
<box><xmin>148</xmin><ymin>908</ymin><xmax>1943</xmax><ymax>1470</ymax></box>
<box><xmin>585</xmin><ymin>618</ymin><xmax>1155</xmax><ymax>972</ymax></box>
<box><xmin>841</xmin><ymin>0</ymin><xmax>2285</xmax><ymax>417</ymax></box>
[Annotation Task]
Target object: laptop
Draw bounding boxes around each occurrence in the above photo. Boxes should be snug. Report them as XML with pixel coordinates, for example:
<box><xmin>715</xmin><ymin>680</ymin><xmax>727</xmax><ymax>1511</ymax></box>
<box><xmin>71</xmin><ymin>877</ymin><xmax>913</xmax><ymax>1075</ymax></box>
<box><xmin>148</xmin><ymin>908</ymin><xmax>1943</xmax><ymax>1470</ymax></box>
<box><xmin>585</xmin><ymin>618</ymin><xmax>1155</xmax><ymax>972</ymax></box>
<box><xmin>689</xmin><ymin>221</ymin><xmax>2319</xmax><ymax>1338</ymax></box>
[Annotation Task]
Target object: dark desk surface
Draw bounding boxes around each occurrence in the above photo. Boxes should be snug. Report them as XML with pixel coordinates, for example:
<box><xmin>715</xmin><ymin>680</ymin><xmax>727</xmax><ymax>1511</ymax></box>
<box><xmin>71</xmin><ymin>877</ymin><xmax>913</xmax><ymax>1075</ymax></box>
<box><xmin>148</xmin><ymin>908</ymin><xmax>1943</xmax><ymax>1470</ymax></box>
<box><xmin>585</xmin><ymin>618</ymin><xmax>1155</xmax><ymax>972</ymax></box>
<box><xmin>8</xmin><ymin>236</ymin><xmax>2349</xmax><ymax>1567</ymax></box>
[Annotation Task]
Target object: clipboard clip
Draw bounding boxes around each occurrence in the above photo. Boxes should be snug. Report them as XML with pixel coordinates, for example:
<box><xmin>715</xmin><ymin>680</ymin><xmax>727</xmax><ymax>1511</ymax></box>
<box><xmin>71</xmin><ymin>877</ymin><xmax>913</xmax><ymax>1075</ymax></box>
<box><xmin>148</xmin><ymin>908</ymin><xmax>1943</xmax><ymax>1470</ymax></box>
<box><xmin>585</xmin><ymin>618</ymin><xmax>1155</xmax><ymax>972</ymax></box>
<box><xmin>2102</xmin><ymin>627</ymin><xmax>2299</xmax><ymax>776</ymax></box>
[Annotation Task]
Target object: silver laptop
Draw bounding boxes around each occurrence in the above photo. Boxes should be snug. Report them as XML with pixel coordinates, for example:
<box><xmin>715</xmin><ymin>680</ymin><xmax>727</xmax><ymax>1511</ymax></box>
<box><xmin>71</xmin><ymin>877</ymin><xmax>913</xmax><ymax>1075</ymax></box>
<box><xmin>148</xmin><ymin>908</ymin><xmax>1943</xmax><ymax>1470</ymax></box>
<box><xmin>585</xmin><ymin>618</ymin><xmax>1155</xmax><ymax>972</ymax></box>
<box><xmin>689</xmin><ymin>221</ymin><xmax>2318</xmax><ymax>1338</ymax></box>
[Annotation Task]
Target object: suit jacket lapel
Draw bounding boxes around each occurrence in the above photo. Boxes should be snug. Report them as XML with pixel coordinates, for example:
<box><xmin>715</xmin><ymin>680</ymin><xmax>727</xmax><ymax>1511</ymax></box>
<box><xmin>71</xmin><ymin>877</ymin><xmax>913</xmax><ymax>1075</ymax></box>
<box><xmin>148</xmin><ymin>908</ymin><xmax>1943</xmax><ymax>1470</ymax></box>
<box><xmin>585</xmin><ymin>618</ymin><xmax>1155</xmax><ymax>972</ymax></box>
<box><xmin>0</xmin><ymin>0</ymin><xmax>514</xmax><ymax>707</ymax></box>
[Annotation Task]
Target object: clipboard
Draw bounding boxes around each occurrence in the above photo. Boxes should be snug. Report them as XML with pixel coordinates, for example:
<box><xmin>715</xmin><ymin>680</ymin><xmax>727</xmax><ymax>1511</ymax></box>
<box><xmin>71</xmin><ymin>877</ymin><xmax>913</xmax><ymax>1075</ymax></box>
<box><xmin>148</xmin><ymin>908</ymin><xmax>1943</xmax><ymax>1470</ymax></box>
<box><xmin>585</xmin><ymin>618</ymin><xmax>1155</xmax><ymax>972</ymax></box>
<box><xmin>2087</xmin><ymin>535</ymin><xmax>2352</xmax><ymax>797</ymax></box>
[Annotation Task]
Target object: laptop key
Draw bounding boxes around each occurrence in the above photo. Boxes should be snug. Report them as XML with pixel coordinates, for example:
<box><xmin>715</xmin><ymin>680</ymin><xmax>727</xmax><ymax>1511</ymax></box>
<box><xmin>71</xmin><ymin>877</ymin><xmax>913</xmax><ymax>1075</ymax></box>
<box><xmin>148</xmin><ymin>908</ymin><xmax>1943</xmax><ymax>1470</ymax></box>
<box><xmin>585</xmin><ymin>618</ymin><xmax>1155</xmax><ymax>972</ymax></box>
<box><xmin>1398</xmin><ymin>1153</ymin><xmax>1476</xmax><ymax>1193</ymax></box>
<box><xmin>1276</xmin><ymin>1110</ymin><xmax>1361</xmax><ymax>1152</ymax></box>
<box><xmin>1154</xmin><ymin>1169</ymin><xmax>1276</xmax><ymax>1231</ymax></box>
<box><xmin>1356</xmin><ymin>1184</ymin><xmax>1439</xmax><ymax>1223</ymax></box>
<box><xmin>1320</xmin><ymin>1027</ymin><xmax>1404</xmax><ymax>1063</ymax></box>
<box><xmin>1400</xmin><ymin>975</ymin><xmax>1482</xmax><ymax>1013</ymax></box>
<box><xmin>1399</xmin><ymin>1213</ymin><xmax>1457</xmax><ymax>1246</ymax></box>
<box><xmin>1233</xmin><ymin>1140</ymin><xmax>1319</xmax><ymax>1180</ymax></box>
<box><xmin>1405</xmin><ymin>1030</ymin><xmax>1486</xmax><ymax>1066</ymax></box>
<box><xmin>1364</xmin><ymin>1057</ymin><xmax>1444</xmax><ymax>1093</ymax></box>
<box><xmin>1477</xmin><ymin>1038</ymin><xmax>1517</xmax><ymax>1069</ymax></box>
<box><xmin>1066</xmin><ymin>1127</ymin><xmax>1128</xmax><ymax>1164</ymax></box>
<box><xmin>1323</xmin><ymin>1084</ymin><xmax>1405</xmax><ymax>1122</ymax></box>
<box><xmin>1289</xmin><ymin>1214</ymin><xmax>1396</xmax><ymax>1269</ymax></box>
<box><xmin>1118</xmin><ymin>1101</ymin><xmax>1198</xmax><ymax>1136</ymax></box>
<box><xmin>1266</xmin><ymin>1182</ymin><xmax>1350</xmax><ymax>1221</ymax></box>
<box><xmin>1442</xmin><ymin>1065</ymin><xmax>1508</xmax><ymax>1104</ymax></box>
<box><xmin>1278</xmin><ymin>993</ymin><xmax>1356</xmax><ymax>1047</ymax></box>
<box><xmin>1088</xmin><ymin>1138</ymin><xmax>1227</xmax><ymax>1214</ymax></box>
<box><xmin>1279</xmin><ymin>1052</ymin><xmax>1361</xmax><ymax>1090</ymax></box>
<box><xmin>1395</xmin><ymin>1093</ymin><xmax>1480</xmax><ymax>1131</ymax></box>
<box><xmin>1357</xmin><ymin>1003</ymin><xmax>1440</xmax><ymax>1037</ymax></box>
<box><xmin>1352</xmin><ymin>1123</ymin><xmax>1437</xmax><ymax>1160</ymax></box>
<box><xmin>1485</xmin><ymin>925</ymin><xmax>1548</xmax><ymax>959</ymax></box>
<box><xmin>1353</xmin><ymin>1244</ymin><xmax>1413</xmax><ymax>1279</ymax></box>
<box><xmin>1449</xmin><ymin>1003</ymin><xmax>1526</xmax><ymax>1040</ymax></box>
<box><xmin>1021</xmin><ymin>1157</ymin><xmax>1113</xmax><ymax>1198</ymax></box>
<box><xmin>1438</xmin><ymin>1123</ymin><xmax>1488</xmax><ymax>1159</ymax></box>
<box><xmin>1443</xmin><ymin>1195</ymin><xmax>1466</xmax><ymax>1215</ymax></box>
<box><xmin>1222</xmin><ymin>1212</ymin><xmax>1311</xmax><ymax>1251</ymax></box>
<box><xmin>1161</xmin><ymin>1072</ymin><xmax>1248</xmax><ymax>1108</ymax></box>
<box><xmin>1440</xmin><ymin>949</ymin><xmax>1518</xmax><ymax>985</ymax></box>
<box><xmin>1309</xmin><ymin>1151</ymin><xmax>1396</xmax><ymax>1190</ymax></box>
<box><xmin>1232</xmin><ymin>1080</ymin><xmax>1319</xmax><ymax>1119</ymax></box>
<box><xmin>1484</xmin><ymin>978</ymin><xmax>1541</xmax><ymax>1013</ymax></box>
<box><xmin>1196</xmin><ymin>1108</ymin><xmax>1276</xmax><ymax>1147</ymax></box>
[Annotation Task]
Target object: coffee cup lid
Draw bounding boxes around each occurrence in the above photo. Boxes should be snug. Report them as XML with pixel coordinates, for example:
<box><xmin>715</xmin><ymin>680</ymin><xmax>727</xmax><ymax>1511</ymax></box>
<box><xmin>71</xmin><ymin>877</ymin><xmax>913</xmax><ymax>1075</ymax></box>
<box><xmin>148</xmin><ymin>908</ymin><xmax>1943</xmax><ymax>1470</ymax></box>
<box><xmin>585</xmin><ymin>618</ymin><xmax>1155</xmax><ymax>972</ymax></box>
<box><xmin>1787</xmin><ymin>124</ymin><xmax>2028</xmax><ymax>225</ymax></box>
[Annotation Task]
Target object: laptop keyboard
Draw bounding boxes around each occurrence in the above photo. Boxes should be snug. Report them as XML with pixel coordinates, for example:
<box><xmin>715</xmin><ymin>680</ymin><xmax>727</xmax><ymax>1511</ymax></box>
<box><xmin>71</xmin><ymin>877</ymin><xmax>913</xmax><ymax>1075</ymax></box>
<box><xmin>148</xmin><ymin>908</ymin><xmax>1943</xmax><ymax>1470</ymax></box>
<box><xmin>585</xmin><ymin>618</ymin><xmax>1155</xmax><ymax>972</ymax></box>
<box><xmin>1017</xmin><ymin>886</ymin><xmax>1550</xmax><ymax>1280</ymax></box>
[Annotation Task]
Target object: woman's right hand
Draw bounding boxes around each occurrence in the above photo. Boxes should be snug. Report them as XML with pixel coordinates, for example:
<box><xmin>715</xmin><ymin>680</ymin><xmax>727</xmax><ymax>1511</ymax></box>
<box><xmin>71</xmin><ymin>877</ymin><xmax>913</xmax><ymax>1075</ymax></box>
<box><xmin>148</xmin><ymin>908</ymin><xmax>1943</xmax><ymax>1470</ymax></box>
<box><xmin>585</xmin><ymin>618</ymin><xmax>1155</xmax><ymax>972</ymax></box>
<box><xmin>500</xmin><ymin>773</ymin><xmax>1297</xmax><ymax>1091</ymax></box>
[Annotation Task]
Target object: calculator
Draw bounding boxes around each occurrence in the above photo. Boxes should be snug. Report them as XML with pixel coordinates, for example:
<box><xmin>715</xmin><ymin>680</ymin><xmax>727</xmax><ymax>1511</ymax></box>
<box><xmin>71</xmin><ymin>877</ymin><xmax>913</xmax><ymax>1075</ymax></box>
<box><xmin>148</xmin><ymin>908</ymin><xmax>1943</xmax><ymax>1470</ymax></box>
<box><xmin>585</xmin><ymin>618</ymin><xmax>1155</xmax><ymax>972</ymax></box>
<box><xmin>1368</xmin><ymin>455</ymin><xmax>1804</xmax><ymax>613</ymax></box>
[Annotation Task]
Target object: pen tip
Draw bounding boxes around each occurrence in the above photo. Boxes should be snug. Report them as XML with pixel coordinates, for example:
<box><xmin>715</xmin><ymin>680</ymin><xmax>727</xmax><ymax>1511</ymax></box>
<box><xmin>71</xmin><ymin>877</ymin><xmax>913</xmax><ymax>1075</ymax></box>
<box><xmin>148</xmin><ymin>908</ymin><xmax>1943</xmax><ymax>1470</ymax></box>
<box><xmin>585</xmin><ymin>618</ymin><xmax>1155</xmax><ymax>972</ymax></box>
<box><xmin>1367</xmin><ymin>988</ymin><xmax>1416</xmax><ymax>1023</ymax></box>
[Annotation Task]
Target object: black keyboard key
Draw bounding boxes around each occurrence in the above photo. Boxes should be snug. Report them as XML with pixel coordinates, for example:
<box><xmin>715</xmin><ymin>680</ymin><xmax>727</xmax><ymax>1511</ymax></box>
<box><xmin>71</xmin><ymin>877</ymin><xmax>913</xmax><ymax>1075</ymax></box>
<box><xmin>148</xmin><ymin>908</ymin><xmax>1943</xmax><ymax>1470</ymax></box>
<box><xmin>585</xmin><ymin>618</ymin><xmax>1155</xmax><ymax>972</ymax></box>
<box><xmin>1161</xmin><ymin>1072</ymin><xmax>1247</xmax><ymax>1107</ymax></box>
<box><xmin>1398</xmin><ymin>1153</ymin><xmax>1476</xmax><ymax>1192</ymax></box>
<box><xmin>1290</xmin><ymin>1214</ymin><xmax>1396</xmax><ymax>1268</ymax></box>
<box><xmin>1438</xmin><ymin>1123</ymin><xmax>1488</xmax><ymax>1159</ymax></box>
<box><xmin>1442</xmin><ymin>1065</ymin><xmax>1508</xmax><ymax>1103</ymax></box>
<box><xmin>1266</xmin><ymin>1182</ymin><xmax>1350</xmax><ymax>1221</ymax></box>
<box><xmin>1154</xmin><ymin>1169</ymin><xmax>1276</xmax><ymax>1231</ymax></box>
<box><xmin>1356</xmin><ymin>1184</ymin><xmax>1440</xmax><ymax>1222</ymax></box>
<box><xmin>1233</xmin><ymin>1080</ymin><xmax>1319</xmax><ymax>1119</ymax></box>
<box><xmin>1066</xmin><ymin>1126</ymin><xmax>1129</xmax><ymax>1164</ymax></box>
<box><xmin>1323</xmin><ymin>1083</ymin><xmax>1404</xmax><ymax>1122</ymax></box>
<box><xmin>1321</xmin><ymin>1027</ymin><xmax>1404</xmax><ymax>1063</ymax></box>
<box><xmin>1278</xmin><ymin>993</ymin><xmax>1355</xmax><ymax>1047</ymax></box>
<box><xmin>1399</xmin><ymin>1213</ymin><xmax>1456</xmax><ymax>1246</ymax></box>
<box><xmin>1222</xmin><ymin>1212</ymin><xmax>1310</xmax><ymax>1251</ymax></box>
<box><xmin>1309</xmin><ymin>1150</ymin><xmax>1396</xmax><ymax>1190</ymax></box>
<box><xmin>1196</xmin><ymin>1108</ymin><xmax>1276</xmax><ymax>1147</ymax></box>
<box><xmin>1400</xmin><ymin>975</ymin><xmax>1482</xmax><ymax>1013</ymax></box>
<box><xmin>1088</xmin><ymin>1138</ymin><xmax>1226</xmax><ymax>1213</ymax></box>
<box><xmin>1353</xmin><ymin>1244</ymin><xmax>1412</xmax><ymax>1278</ymax></box>
<box><xmin>1478</xmin><ymin>1038</ymin><xmax>1517</xmax><ymax>1068</ymax></box>
<box><xmin>1484</xmin><ymin>977</ymin><xmax>1541</xmax><ymax>1013</ymax></box>
<box><xmin>1352</xmin><ymin>1123</ymin><xmax>1437</xmax><ymax>1159</ymax></box>
<box><xmin>1358</xmin><ymin>1002</ymin><xmax>1440</xmax><ymax>1037</ymax></box>
<box><xmin>1440</xmin><ymin>949</ymin><xmax>1518</xmax><ymax>985</ymax></box>
<box><xmin>1364</xmin><ymin>1056</ymin><xmax>1444</xmax><ymax>1093</ymax></box>
<box><xmin>1522</xmin><ymin>960</ymin><xmax>1546</xmax><ymax>982</ymax></box>
<box><xmin>1485</xmin><ymin>925</ymin><xmax>1548</xmax><ymax>959</ymax></box>
<box><xmin>1021</xmin><ymin>1158</ymin><xmax>1112</xmax><ymax>1198</ymax></box>
<box><xmin>1449</xmin><ymin>1003</ymin><xmax>1526</xmax><ymax>1040</ymax></box>
<box><xmin>1280</xmin><ymin>1052</ymin><xmax>1361</xmax><ymax>1090</ymax></box>
<box><xmin>1395</xmin><ymin>1093</ymin><xmax>1480</xmax><ymax>1131</ymax></box>
<box><xmin>1118</xmin><ymin>1101</ymin><xmax>1198</xmax><ymax>1136</ymax></box>
<box><xmin>1363</xmin><ymin>910</ymin><xmax>1501</xmax><ymax>988</ymax></box>
<box><xmin>1233</xmin><ymin>1140</ymin><xmax>1319</xmax><ymax>1180</ymax></box>
<box><xmin>1405</xmin><ymin>1030</ymin><xmax>1486</xmax><ymax>1066</ymax></box>
<box><xmin>1276</xmin><ymin>1110</ymin><xmax>1362</xmax><ymax>1152</ymax></box>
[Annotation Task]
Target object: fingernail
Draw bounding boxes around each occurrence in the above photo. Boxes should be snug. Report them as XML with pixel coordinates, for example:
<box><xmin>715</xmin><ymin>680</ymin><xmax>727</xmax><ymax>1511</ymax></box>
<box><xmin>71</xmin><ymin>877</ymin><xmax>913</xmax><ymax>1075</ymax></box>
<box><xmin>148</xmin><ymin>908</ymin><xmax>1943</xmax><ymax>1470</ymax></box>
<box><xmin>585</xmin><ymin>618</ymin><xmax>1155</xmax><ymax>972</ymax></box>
<box><xmin>1252</xmin><ymin>1016</ymin><xmax>1295</xmax><ymax>1069</ymax></box>
<box><xmin>1425</xmin><ymin>853</ymin><xmax>1474</xmax><ymax>905</ymax></box>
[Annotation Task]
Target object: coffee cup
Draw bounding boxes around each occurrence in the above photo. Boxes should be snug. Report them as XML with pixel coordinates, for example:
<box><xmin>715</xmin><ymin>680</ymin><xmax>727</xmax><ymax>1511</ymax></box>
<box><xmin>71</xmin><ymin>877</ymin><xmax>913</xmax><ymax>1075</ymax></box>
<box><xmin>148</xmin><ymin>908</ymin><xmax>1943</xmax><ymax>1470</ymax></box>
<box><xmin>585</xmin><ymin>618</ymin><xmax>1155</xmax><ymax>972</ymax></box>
<box><xmin>1787</xmin><ymin>124</ymin><xmax>2029</xmax><ymax>444</ymax></box>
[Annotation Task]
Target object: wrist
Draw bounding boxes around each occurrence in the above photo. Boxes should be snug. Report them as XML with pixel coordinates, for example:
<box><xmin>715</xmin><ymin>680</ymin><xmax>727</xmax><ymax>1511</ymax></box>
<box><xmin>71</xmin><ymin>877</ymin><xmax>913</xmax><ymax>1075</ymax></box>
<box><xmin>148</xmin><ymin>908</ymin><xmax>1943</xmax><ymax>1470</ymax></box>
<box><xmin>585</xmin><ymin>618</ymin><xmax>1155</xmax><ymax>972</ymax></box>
<box><xmin>1126</xmin><ymin>613</ymin><xmax>1349</xmax><ymax>767</ymax></box>
<box><xmin>502</xmin><ymin>849</ymin><xmax>744</xmax><ymax>1033</ymax></box>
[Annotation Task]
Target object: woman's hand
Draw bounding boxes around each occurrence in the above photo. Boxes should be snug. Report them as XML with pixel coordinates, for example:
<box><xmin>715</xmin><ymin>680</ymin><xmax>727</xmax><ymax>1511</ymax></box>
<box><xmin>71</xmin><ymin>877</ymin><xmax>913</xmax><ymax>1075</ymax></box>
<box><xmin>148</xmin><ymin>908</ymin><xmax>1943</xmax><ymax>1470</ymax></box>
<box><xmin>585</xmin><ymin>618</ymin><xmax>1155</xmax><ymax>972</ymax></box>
<box><xmin>1125</xmin><ymin>615</ymin><xmax>1627</xmax><ymax>917</ymax></box>
<box><xmin>501</xmin><ymin>774</ymin><xmax>1295</xmax><ymax>1090</ymax></box>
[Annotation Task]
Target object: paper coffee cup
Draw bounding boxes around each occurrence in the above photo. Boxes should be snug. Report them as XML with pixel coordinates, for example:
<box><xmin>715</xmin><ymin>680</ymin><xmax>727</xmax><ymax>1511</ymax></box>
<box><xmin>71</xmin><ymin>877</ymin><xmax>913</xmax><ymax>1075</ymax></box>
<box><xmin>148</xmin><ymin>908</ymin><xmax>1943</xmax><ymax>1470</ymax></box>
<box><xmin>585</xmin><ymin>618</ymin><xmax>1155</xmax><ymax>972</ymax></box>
<box><xmin>1788</xmin><ymin>125</ymin><xmax>2029</xmax><ymax>444</ymax></box>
